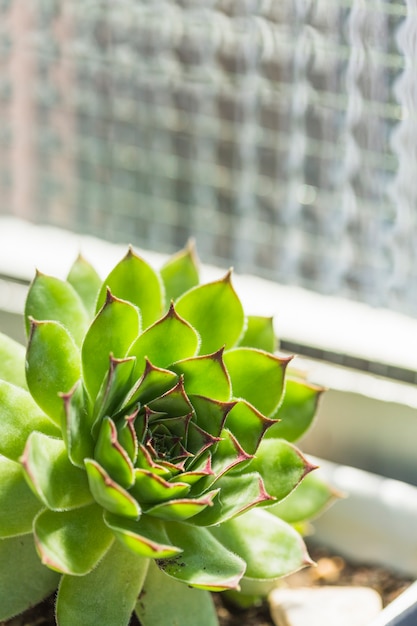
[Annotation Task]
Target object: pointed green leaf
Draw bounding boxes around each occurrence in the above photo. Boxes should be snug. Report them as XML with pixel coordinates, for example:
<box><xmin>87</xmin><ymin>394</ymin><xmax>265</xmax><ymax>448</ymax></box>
<box><xmin>160</xmin><ymin>241</ymin><xmax>200</xmax><ymax>302</ymax></box>
<box><xmin>104</xmin><ymin>512</ymin><xmax>182</xmax><ymax>559</ymax></box>
<box><xmin>57</xmin><ymin>540</ymin><xmax>148</xmax><ymax>626</ymax></box>
<box><xmin>190</xmin><ymin>394</ymin><xmax>235</xmax><ymax>438</ymax></box>
<box><xmin>26</xmin><ymin>319</ymin><xmax>81</xmax><ymax>424</ymax></box>
<box><xmin>21</xmin><ymin>432</ymin><xmax>93</xmax><ymax>511</ymax></box>
<box><xmin>82</xmin><ymin>290</ymin><xmax>140</xmax><ymax>400</ymax></box>
<box><xmin>85</xmin><ymin>459</ymin><xmax>141</xmax><ymax>519</ymax></box>
<box><xmin>200</xmin><ymin>430</ymin><xmax>252</xmax><ymax>491</ymax></box>
<box><xmin>96</xmin><ymin>248</ymin><xmax>164</xmax><ymax>328</ymax></box>
<box><xmin>94</xmin><ymin>417</ymin><xmax>135</xmax><ymax>488</ymax></box>
<box><xmin>25</xmin><ymin>271</ymin><xmax>89</xmax><ymax>345</ymax></box>
<box><xmin>172</xmin><ymin>350</ymin><xmax>231</xmax><ymax>401</ymax></box>
<box><xmin>131</xmin><ymin>469</ymin><xmax>190</xmax><ymax>505</ymax></box>
<box><xmin>266</xmin><ymin>378</ymin><xmax>324</xmax><ymax>442</ymax></box>
<box><xmin>129</xmin><ymin>302</ymin><xmax>199</xmax><ymax>379</ymax></box>
<box><xmin>34</xmin><ymin>504</ymin><xmax>114</xmax><ymax>575</ymax></box>
<box><xmin>136</xmin><ymin>559</ymin><xmax>218</xmax><ymax>626</ymax></box>
<box><xmin>148</xmin><ymin>377</ymin><xmax>193</xmax><ymax>417</ymax></box>
<box><xmin>225</xmin><ymin>400</ymin><xmax>273</xmax><ymax>454</ymax></box>
<box><xmin>93</xmin><ymin>356</ymin><xmax>136</xmax><ymax>427</ymax></box>
<box><xmin>0</xmin><ymin>456</ymin><xmax>42</xmax><ymax>538</ymax></box>
<box><xmin>67</xmin><ymin>254</ymin><xmax>102</xmax><ymax>318</ymax></box>
<box><xmin>61</xmin><ymin>382</ymin><xmax>95</xmax><ymax>468</ymax></box>
<box><xmin>125</xmin><ymin>358</ymin><xmax>178</xmax><ymax>408</ymax></box>
<box><xmin>175</xmin><ymin>272</ymin><xmax>244</xmax><ymax>354</ymax></box>
<box><xmin>160</xmin><ymin>523</ymin><xmax>246</xmax><ymax>591</ymax></box>
<box><xmin>0</xmin><ymin>332</ymin><xmax>27</xmax><ymax>389</ymax></box>
<box><xmin>0</xmin><ymin>381</ymin><xmax>60</xmax><ymax>462</ymax></box>
<box><xmin>144</xmin><ymin>490</ymin><xmax>219</xmax><ymax>522</ymax></box>
<box><xmin>0</xmin><ymin>534</ymin><xmax>59</xmax><ymax>621</ymax></box>
<box><xmin>238</xmin><ymin>315</ymin><xmax>277</xmax><ymax>352</ymax></box>
<box><xmin>223</xmin><ymin>348</ymin><xmax>290</xmax><ymax>416</ymax></box>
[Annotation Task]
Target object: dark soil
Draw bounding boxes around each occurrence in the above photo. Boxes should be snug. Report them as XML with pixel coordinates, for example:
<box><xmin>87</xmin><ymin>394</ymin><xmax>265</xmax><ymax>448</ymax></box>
<box><xmin>2</xmin><ymin>546</ymin><xmax>413</xmax><ymax>626</ymax></box>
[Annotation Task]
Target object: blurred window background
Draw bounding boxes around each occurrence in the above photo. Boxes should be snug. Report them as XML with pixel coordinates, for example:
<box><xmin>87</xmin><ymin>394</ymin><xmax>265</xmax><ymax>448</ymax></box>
<box><xmin>1</xmin><ymin>1</ymin><xmax>417</xmax><ymax>315</ymax></box>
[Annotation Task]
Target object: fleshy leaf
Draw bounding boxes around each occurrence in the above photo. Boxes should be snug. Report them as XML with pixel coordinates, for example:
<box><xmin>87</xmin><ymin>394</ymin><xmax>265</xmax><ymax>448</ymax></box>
<box><xmin>175</xmin><ymin>272</ymin><xmax>245</xmax><ymax>354</ymax></box>
<box><xmin>136</xmin><ymin>559</ymin><xmax>218</xmax><ymax>626</ymax></box>
<box><xmin>124</xmin><ymin>358</ymin><xmax>178</xmax><ymax>408</ymax></box>
<box><xmin>0</xmin><ymin>332</ymin><xmax>27</xmax><ymax>389</ymax></box>
<box><xmin>189</xmin><ymin>394</ymin><xmax>235</xmax><ymax>438</ymax></box>
<box><xmin>94</xmin><ymin>417</ymin><xmax>135</xmax><ymax>488</ymax></box>
<box><xmin>0</xmin><ymin>534</ymin><xmax>59</xmax><ymax>621</ymax></box>
<box><xmin>225</xmin><ymin>400</ymin><xmax>274</xmax><ymax>455</ymax></box>
<box><xmin>172</xmin><ymin>350</ymin><xmax>231</xmax><ymax>401</ymax></box>
<box><xmin>26</xmin><ymin>319</ymin><xmax>81</xmax><ymax>424</ymax></box>
<box><xmin>82</xmin><ymin>290</ymin><xmax>140</xmax><ymax>401</ymax></box>
<box><xmin>0</xmin><ymin>381</ymin><xmax>60</xmax><ymax>462</ymax></box>
<box><xmin>160</xmin><ymin>241</ymin><xmax>200</xmax><ymax>302</ymax></box>
<box><xmin>96</xmin><ymin>248</ymin><xmax>164</xmax><ymax>328</ymax></box>
<box><xmin>200</xmin><ymin>429</ymin><xmax>252</xmax><ymax>490</ymax></box>
<box><xmin>129</xmin><ymin>302</ymin><xmax>200</xmax><ymax>379</ymax></box>
<box><xmin>132</xmin><ymin>470</ymin><xmax>190</xmax><ymax>505</ymax></box>
<box><xmin>56</xmin><ymin>540</ymin><xmax>148</xmax><ymax>626</ymax></box>
<box><xmin>238</xmin><ymin>315</ymin><xmax>277</xmax><ymax>353</ymax></box>
<box><xmin>144</xmin><ymin>490</ymin><xmax>219</xmax><ymax>522</ymax></box>
<box><xmin>24</xmin><ymin>271</ymin><xmax>89</xmax><ymax>345</ymax></box>
<box><xmin>34</xmin><ymin>504</ymin><xmax>114</xmax><ymax>575</ymax></box>
<box><xmin>159</xmin><ymin>522</ymin><xmax>246</xmax><ymax>591</ymax></box>
<box><xmin>67</xmin><ymin>254</ymin><xmax>102</xmax><ymax>318</ymax></box>
<box><xmin>61</xmin><ymin>382</ymin><xmax>95</xmax><ymax>468</ymax></box>
<box><xmin>0</xmin><ymin>456</ymin><xmax>42</xmax><ymax>538</ymax></box>
<box><xmin>85</xmin><ymin>459</ymin><xmax>141</xmax><ymax>519</ymax></box>
<box><xmin>21</xmin><ymin>432</ymin><xmax>93</xmax><ymax>511</ymax></box>
<box><xmin>93</xmin><ymin>356</ymin><xmax>136</xmax><ymax>428</ymax></box>
<box><xmin>223</xmin><ymin>348</ymin><xmax>291</xmax><ymax>417</ymax></box>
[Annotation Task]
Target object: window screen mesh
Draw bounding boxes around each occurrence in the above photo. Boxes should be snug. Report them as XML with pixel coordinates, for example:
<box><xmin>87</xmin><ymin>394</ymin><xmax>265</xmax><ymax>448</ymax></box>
<box><xmin>1</xmin><ymin>1</ymin><xmax>416</xmax><ymax>315</ymax></box>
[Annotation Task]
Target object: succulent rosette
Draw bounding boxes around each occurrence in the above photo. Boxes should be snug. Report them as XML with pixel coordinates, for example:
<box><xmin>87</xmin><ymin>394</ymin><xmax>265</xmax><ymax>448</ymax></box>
<box><xmin>0</xmin><ymin>244</ymin><xmax>333</xmax><ymax>626</ymax></box>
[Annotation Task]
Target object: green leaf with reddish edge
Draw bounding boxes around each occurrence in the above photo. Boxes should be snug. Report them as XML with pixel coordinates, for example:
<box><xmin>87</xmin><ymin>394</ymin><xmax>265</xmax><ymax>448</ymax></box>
<box><xmin>186</xmin><ymin>420</ymin><xmax>220</xmax><ymax>458</ymax></box>
<box><xmin>104</xmin><ymin>512</ymin><xmax>182</xmax><ymax>559</ymax></box>
<box><xmin>238</xmin><ymin>315</ymin><xmax>277</xmax><ymax>353</ymax></box>
<box><xmin>197</xmin><ymin>430</ymin><xmax>252</xmax><ymax>492</ymax></box>
<box><xmin>92</xmin><ymin>356</ymin><xmax>136</xmax><ymax>427</ymax></box>
<box><xmin>223</xmin><ymin>348</ymin><xmax>291</xmax><ymax>417</ymax></box>
<box><xmin>177</xmin><ymin>456</ymin><xmax>214</xmax><ymax>486</ymax></box>
<box><xmin>160</xmin><ymin>241</ymin><xmax>200</xmax><ymax>302</ymax></box>
<box><xmin>24</xmin><ymin>271</ymin><xmax>89</xmax><ymax>345</ymax></box>
<box><xmin>266</xmin><ymin>378</ymin><xmax>324</xmax><ymax>442</ymax></box>
<box><xmin>135</xmin><ymin>444</ymin><xmax>171</xmax><ymax>478</ymax></box>
<box><xmin>136</xmin><ymin>559</ymin><xmax>218</xmax><ymax>626</ymax></box>
<box><xmin>0</xmin><ymin>381</ymin><xmax>60</xmax><ymax>462</ymax></box>
<box><xmin>26</xmin><ymin>319</ymin><xmax>81</xmax><ymax>424</ymax></box>
<box><xmin>124</xmin><ymin>358</ymin><xmax>178</xmax><ymax>408</ymax></box>
<box><xmin>56</xmin><ymin>539</ymin><xmax>148</xmax><ymax>626</ymax></box>
<box><xmin>148</xmin><ymin>377</ymin><xmax>193</xmax><ymax>417</ymax></box>
<box><xmin>0</xmin><ymin>332</ymin><xmax>27</xmax><ymax>389</ymax></box>
<box><xmin>268</xmin><ymin>470</ymin><xmax>339</xmax><ymax>524</ymax></box>
<box><xmin>144</xmin><ymin>489</ymin><xmax>219</xmax><ymax>522</ymax></box>
<box><xmin>159</xmin><ymin>523</ymin><xmax>246</xmax><ymax>591</ymax></box>
<box><xmin>67</xmin><ymin>253</ymin><xmax>102</xmax><ymax>318</ymax></box>
<box><xmin>95</xmin><ymin>417</ymin><xmax>135</xmax><ymax>489</ymax></box>
<box><xmin>0</xmin><ymin>456</ymin><xmax>42</xmax><ymax>538</ymax></box>
<box><xmin>117</xmin><ymin>413</ymin><xmax>138</xmax><ymax>464</ymax></box>
<box><xmin>96</xmin><ymin>248</ymin><xmax>164</xmax><ymax>328</ymax></box>
<box><xmin>85</xmin><ymin>459</ymin><xmax>141</xmax><ymax>519</ymax></box>
<box><xmin>246</xmin><ymin>438</ymin><xmax>316</xmax><ymax>504</ymax></box>
<box><xmin>210</xmin><ymin>508</ymin><xmax>311</xmax><ymax>595</ymax></box>
<box><xmin>61</xmin><ymin>382</ymin><xmax>94</xmax><ymax>469</ymax></box>
<box><xmin>172</xmin><ymin>349</ymin><xmax>231</xmax><ymax>401</ymax></box>
<box><xmin>193</xmin><ymin>472</ymin><xmax>273</xmax><ymax>527</ymax></box>
<box><xmin>129</xmin><ymin>302</ymin><xmax>199</xmax><ymax>380</ymax></box>
<box><xmin>82</xmin><ymin>290</ymin><xmax>140</xmax><ymax>401</ymax></box>
<box><xmin>131</xmin><ymin>469</ymin><xmax>190</xmax><ymax>505</ymax></box>
<box><xmin>34</xmin><ymin>504</ymin><xmax>114</xmax><ymax>575</ymax></box>
<box><xmin>21</xmin><ymin>432</ymin><xmax>93</xmax><ymax>511</ymax></box>
<box><xmin>0</xmin><ymin>533</ymin><xmax>59</xmax><ymax>621</ymax></box>
<box><xmin>175</xmin><ymin>271</ymin><xmax>245</xmax><ymax>354</ymax></box>
<box><xmin>225</xmin><ymin>400</ymin><xmax>274</xmax><ymax>455</ymax></box>
<box><xmin>189</xmin><ymin>394</ymin><xmax>236</xmax><ymax>438</ymax></box>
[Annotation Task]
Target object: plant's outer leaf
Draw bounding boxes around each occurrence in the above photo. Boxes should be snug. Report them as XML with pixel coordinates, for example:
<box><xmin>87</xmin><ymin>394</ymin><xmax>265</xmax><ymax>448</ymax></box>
<box><xmin>125</xmin><ymin>358</ymin><xmax>178</xmax><ymax>408</ymax></box>
<box><xmin>85</xmin><ymin>459</ymin><xmax>141</xmax><ymax>519</ymax></box>
<box><xmin>61</xmin><ymin>382</ymin><xmax>95</xmax><ymax>468</ymax></box>
<box><xmin>104</xmin><ymin>512</ymin><xmax>182</xmax><ymax>559</ymax></box>
<box><xmin>0</xmin><ymin>455</ymin><xmax>42</xmax><ymax>538</ymax></box>
<box><xmin>136</xmin><ymin>559</ymin><xmax>218</xmax><ymax>626</ymax></box>
<box><xmin>94</xmin><ymin>417</ymin><xmax>135</xmax><ymax>488</ymax></box>
<box><xmin>34</xmin><ymin>504</ymin><xmax>114</xmax><ymax>575</ymax></box>
<box><xmin>247</xmin><ymin>439</ymin><xmax>315</xmax><ymax>503</ymax></box>
<box><xmin>132</xmin><ymin>470</ymin><xmax>190</xmax><ymax>505</ymax></box>
<box><xmin>26</xmin><ymin>320</ymin><xmax>81</xmax><ymax>424</ymax></box>
<box><xmin>129</xmin><ymin>302</ymin><xmax>199</xmax><ymax>379</ymax></box>
<box><xmin>160</xmin><ymin>241</ymin><xmax>200</xmax><ymax>303</ymax></box>
<box><xmin>67</xmin><ymin>254</ymin><xmax>102</xmax><ymax>318</ymax></box>
<box><xmin>96</xmin><ymin>248</ymin><xmax>164</xmax><ymax>328</ymax></box>
<box><xmin>223</xmin><ymin>348</ymin><xmax>290</xmax><ymax>417</ymax></box>
<box><xmin>21</xmin><ymin>432</ymin><xmax>93</xmax><ymax>511</ymax></box>
<box><xmin>225</xmin><ymin>400</ymin><xmax>274</xmax><ymax>455</ymax></box>
<box><xmin>82</xmin><ymin>291</ymin><xmax>140</xmax><ymax>400</ymax></box>
<box><xmin>175</xmin><ymin>272</ymin><xmax>244</xmax><ymax>354</ymax></box>
<box><xmin>266</xmin><ymin>378</ymin><xmax>324</xmax><ymax>442</ymax></box>
<box><xmin>24</xmin><ymin>272</ymin><xmax>89</xmax><ymax>345</ymax></box>
<box><xmin>93</xmin><ymin>356</ymin><xmax>136</xmax><ymax>427</ymax></box>
<box><xmin>56</xmin><ymin>540</ymin><xmax>149</xmax><ymax>626</ymax></box>
<box><xmin>0</xmin><ymin>533</ymin><xmax>59</xmax><ymax>620</ymax></box>
<box><xmin>159</xmin><ymin>522</ymin><xmax>246</xmax><ymax>591</ymax></box>
<box><xmin>210</xmin><ymin>508</ymin><xmax>311</xmax><ymax>594</ymax></box>
<box><xmin>238</xmin><ymin>316</ymin><xmax>276</xmax><ymax>353</ymax></box>
<box><xmin>172</xmin><ymin>350</ymin><xmax>231</xmax><ymax>401</ymax></box>
<box><xmin>267</xmin><ymin>470</ymin><xmax>339</xmax><ymax>524</ymax></box>
<box><xmin>0</xmin><ymin>381</ymin><xmax>60</xmax><ymax>462</ymax></box>
<box><xmin>0</xmin><ymin>332</ymin><xmax>27</xmax><ymax>389</ymax></box>
<box><xmin>144</xmin><ymin>490</ymin><xmax>219</xmax><ymax>522</ymax></box>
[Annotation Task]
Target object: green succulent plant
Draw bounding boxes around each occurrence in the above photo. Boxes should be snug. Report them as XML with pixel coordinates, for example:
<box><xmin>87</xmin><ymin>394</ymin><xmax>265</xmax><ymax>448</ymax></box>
<box><xmin>0</xmin><ymin>243</ymin><xmax>333</xmax><ymax>626</ymax></box>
